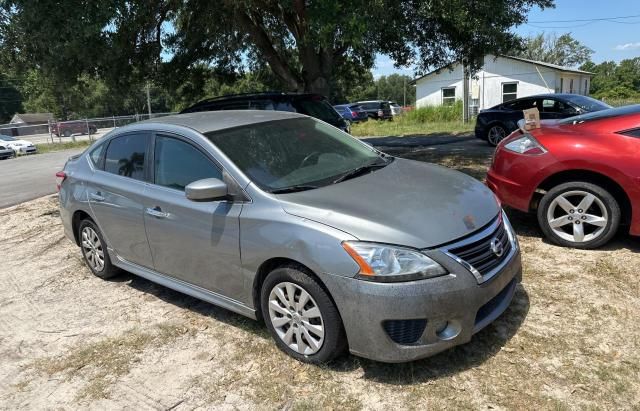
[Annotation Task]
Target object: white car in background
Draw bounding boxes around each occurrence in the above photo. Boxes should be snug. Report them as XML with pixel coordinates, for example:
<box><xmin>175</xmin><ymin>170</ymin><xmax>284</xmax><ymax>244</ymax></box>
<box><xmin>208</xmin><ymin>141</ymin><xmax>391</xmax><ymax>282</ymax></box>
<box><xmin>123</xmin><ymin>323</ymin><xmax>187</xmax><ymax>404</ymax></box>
<box><xmin>388</xmin><ymin>101</ymin><xmax>403</xmax><ymax>116</ymax></box>
<box><xmin>0</xmin><ymin>135</ymin><xmax>37</xmax><ymax>156</ymax></box>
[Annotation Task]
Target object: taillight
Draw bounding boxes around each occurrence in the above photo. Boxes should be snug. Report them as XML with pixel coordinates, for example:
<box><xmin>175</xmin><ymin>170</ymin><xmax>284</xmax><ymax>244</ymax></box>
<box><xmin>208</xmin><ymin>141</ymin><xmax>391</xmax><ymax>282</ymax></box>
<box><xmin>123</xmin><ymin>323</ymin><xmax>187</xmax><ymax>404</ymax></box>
<box><xmin>503</xmin><ymin>134</ymin><xmax>547</xmax><ymax>155</ymax></box>
<box><xmin>55</xmin><ymin>171</ymin><xmax>67</xmax><ymax>190</ymax></box>
<box><xmin>351</xmin><ymin>111</ymin><xmax>358</xmax><ymax>117</ymax></box>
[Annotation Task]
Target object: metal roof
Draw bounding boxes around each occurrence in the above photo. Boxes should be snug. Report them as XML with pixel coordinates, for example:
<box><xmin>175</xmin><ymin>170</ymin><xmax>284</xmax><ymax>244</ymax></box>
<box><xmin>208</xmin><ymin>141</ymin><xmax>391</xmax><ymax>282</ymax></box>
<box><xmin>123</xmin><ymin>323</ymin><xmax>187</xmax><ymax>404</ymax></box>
<box><xmin>412</xmin><ymin>55</ymin><xmax>593</xmax><ymax>84</ymax></box>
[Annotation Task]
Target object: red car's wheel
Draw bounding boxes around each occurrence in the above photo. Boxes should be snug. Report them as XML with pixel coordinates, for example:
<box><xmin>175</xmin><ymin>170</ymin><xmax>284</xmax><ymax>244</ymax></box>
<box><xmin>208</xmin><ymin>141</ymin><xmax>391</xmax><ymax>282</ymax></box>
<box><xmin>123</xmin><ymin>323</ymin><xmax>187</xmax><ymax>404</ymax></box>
<box><xmin>537</xmin><ymin>182</ymin><xmax>621</xmax><ymax>249</ymax></box>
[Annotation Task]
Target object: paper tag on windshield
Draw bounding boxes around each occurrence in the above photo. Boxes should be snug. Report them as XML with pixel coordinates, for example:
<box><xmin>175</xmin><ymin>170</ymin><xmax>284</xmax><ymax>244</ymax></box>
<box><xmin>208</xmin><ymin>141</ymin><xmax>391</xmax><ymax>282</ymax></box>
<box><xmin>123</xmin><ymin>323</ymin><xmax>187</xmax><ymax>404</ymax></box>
<box><xmin>523</xmin><ymin>107</ymin><xmax>541</xmax><ymax>130</ymax></box>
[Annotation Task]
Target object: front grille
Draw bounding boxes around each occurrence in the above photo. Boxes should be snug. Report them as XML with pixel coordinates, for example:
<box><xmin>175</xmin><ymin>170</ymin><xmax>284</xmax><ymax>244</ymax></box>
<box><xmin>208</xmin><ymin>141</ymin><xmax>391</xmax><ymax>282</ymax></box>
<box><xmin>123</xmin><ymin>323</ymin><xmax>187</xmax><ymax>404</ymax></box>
<box><xmin>448</xmin><ymin>219</ymin><xmax>512</xmax><ymax>278</ymax></box>
<box><xmin>383</xmin><ymin>319</ymin><xmax>427</xmax><ymax>345</ymax></box>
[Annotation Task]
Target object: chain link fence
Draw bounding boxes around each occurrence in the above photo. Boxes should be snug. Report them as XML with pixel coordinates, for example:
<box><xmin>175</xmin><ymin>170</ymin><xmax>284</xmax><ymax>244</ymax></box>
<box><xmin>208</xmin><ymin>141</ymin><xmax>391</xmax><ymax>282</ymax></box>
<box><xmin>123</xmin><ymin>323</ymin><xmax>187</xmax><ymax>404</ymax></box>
<box><xmin>0</xmin><ymin>113</ymin><xmax>176</xmax><ymax>145</ymax></box>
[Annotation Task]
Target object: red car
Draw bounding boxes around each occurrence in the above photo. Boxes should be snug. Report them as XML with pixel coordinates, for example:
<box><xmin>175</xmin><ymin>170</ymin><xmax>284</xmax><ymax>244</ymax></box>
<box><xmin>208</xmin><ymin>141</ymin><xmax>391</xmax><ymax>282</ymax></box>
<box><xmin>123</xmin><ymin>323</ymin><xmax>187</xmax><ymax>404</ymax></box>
<box><xmin>51</xmin><ymin>121</ymin><xmax>97</xmax><ymax>137</ymax></box>
<box><xmin>487</xmin><ymin>105</ymin><xmax>640</xmax><ymax>249</ymax></box>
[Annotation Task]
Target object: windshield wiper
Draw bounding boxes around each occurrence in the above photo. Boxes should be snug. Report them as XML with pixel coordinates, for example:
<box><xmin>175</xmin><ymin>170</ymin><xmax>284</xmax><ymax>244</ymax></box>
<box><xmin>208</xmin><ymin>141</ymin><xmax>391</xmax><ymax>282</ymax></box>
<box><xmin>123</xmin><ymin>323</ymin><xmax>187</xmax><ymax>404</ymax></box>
<box><xmin>270</xmin><ymin>184</ymin><xmax>319</xmax><ymax>194</ymax></box>
<box><xmin>331</xmin><ymin>157</ymin><xmax>393</xmax><ymax>185</ymax></box>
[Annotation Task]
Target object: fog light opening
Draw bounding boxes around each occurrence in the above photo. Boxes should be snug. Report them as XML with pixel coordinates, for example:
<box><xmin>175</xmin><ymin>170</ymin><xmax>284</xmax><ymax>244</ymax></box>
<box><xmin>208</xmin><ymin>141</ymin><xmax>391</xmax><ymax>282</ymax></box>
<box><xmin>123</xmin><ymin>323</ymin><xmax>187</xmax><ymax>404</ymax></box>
<box><xmin>436</xmin><ymin>320</ymin><xmax>461</xmax><ymax>341</ymax></box>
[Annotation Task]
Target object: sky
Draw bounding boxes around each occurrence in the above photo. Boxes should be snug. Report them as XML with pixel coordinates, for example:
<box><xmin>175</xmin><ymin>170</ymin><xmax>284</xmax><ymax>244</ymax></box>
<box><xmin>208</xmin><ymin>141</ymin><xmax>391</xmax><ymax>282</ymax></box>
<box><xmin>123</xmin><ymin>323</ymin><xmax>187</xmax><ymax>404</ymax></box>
<box><xmin>372</xmin><ymin>0</ymin><xmax>640</xmax><ymax>78</ymax></box>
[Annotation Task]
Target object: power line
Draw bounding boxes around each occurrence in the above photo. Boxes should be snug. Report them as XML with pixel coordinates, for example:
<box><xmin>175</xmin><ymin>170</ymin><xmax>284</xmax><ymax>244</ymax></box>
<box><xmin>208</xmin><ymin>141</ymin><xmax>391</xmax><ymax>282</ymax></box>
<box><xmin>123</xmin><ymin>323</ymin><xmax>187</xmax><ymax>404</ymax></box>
<box><xmin>527</xmin><ymin>14</ymin><xmax>640</xmax><ymax>24</ymax></box>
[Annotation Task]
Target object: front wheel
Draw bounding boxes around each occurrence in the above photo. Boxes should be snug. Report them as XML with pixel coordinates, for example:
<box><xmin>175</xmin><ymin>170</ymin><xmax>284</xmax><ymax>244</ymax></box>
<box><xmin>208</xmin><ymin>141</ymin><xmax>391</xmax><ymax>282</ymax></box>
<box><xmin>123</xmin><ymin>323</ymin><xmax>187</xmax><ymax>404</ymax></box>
<box><xmin>261</xmin><ymin>265</ymin><xmax>347</xmax><ymax>364</ymax></box>
<box><xmin>537</xmin><ymin>182</ymin><xmax>620</xmax><ymax>249</ymax></box>
<box><xmin>486</xmin><ymin>124</ymin><xmax>507</xmax><ymax>146</ymax></box>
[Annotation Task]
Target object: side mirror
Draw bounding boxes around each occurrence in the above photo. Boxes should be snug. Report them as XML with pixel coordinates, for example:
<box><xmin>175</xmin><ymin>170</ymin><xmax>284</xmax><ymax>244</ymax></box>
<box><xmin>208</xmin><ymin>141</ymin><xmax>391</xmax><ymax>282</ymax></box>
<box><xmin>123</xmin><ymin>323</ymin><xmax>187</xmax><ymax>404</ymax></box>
<box><xmin>185</xmin><ymin>178</ymin><xmax>228</xmax><ymax>201</ymax></box>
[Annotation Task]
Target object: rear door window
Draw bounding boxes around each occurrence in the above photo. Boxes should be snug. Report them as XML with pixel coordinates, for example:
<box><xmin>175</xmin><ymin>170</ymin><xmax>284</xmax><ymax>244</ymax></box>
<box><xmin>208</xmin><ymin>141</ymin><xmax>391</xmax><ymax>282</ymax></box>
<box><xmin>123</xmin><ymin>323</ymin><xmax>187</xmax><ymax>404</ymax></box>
<box><xmin>504</xmin><ymin>99</ymin><xmax>536</xmax><ymax>111</ymax></box>
<box><xmin>104</xmin><ymin>134</ymin><xmax>149</xmax><ymax>181</ymax></box>
<box><xmin>154</xmin><ymin>135</ymin><xmax>222</xmax><ymax>191</ymax></box>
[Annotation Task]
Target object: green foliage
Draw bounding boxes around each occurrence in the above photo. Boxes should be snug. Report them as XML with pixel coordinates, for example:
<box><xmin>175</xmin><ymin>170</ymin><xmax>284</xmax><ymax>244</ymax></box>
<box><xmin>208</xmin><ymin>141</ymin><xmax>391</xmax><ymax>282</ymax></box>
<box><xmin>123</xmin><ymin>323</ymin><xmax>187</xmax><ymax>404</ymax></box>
<box><xmin>0</xmin><ymin>0</ymin><xmax>552</xmax><ymax>118</ymax></box>
<box><xmin>514</xmin><ymin>32</ymin><xmax>593</xmax><ymax>67</ymax></box>
<box><xmin>580</xmin><ymin>58</ymin><xmax>640</xmax><ymax>102</ymax></box>
<box><xmin>405</xmin><ymin>101</ymin><xmax>463</xmax><ymax>122</ymax></box>
<box><xmin>0</xmin><ymin>72</ymin><xmax>22</xmax><ymax>123</ymax></box>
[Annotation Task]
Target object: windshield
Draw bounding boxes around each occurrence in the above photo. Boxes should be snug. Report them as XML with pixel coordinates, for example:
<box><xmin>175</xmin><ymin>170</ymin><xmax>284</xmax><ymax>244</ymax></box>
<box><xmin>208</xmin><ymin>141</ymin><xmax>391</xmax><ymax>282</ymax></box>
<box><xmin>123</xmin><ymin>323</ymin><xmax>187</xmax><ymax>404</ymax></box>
<box><xmin>559</xmin><ymin>104</ymin><xmax>640</xmax><ymax>125</ymax></box>
<box><xmin>564</xmin><ymin>95</ymin><xmax>611</xmax><ymax>112</ymax></box>
<box><xmin>0</xmin><ymin>135</ymin><xmax>16</xmax><ymax>141</ymax></box>
<box><xmin>206</xmin><ymin>118</ymin><xmax>383</xmax><ymax>191</ymax></box>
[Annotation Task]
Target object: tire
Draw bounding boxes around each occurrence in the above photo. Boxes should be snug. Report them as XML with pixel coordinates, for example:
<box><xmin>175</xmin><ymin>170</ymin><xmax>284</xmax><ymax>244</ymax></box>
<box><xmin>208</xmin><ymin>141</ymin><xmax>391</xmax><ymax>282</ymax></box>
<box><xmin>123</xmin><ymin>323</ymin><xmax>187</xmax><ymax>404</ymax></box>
<box><xmin>78</xmin><ymin>219</ymin><xmax>120</xmax><ymax>279</ymax></box>
<box><xmin>261</xmin><ymin>265</ymin><xmax>347</xmax><ymax>364</ymax></box>
<box><xmin>537</xmin><ymin>181</ymin><xmax>620</xmax><ymax>249</ymax></box>
<box><xmin>486</xmin><ymin>123</ymin><xmax>507</xmax><ymax>146</ymax></box>
<box><xmin>63</xmin><ymin>129</ymin><xmax>71</xmax><ymax>137</ymax></box>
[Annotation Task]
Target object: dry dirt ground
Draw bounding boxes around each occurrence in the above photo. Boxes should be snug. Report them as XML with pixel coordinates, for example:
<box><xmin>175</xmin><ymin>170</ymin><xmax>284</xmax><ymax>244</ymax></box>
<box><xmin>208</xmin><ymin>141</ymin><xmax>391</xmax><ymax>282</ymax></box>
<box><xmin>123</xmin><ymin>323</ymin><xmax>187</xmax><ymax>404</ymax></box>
<box><xmin>1</xmin><ymin>137</ymin><xmax>639</xmax><ymax>410</ymax></box>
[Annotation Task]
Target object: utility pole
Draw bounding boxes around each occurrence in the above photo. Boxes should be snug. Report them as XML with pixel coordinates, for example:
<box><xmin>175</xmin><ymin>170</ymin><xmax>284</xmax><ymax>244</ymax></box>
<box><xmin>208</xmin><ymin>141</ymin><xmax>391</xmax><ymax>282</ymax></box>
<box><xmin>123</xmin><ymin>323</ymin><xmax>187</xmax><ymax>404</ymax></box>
<box><xmin>146</xmin><ymin>82</ymin><xmax>152</xmax><ymax>117</ymax></box>
<box><xmin>462</xmin><ymin>62</ymin><xmax>470</xmax><ymax>123</ymax></box>
<box><xmin>403</xmin><ymin>76</ymin><xmax>406</xmax><ymax>107</ymax></box>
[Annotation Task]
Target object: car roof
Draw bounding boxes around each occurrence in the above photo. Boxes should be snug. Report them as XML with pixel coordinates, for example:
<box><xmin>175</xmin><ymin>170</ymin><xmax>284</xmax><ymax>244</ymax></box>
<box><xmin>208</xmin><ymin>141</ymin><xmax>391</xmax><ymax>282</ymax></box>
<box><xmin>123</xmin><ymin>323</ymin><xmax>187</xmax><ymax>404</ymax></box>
<box><xmin>138</xmin><ymin>110</ymin><xmax>306</xmax><ymax>134</ymax></box>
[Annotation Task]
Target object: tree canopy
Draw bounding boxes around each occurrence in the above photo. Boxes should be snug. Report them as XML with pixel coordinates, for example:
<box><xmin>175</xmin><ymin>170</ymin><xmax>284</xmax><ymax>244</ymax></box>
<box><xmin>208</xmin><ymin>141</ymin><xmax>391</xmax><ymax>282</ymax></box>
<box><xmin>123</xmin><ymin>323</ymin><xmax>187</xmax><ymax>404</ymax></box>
<box><xmin>513</xmin><ymin>32</ymin><xmax>593</xmax><ymax>67</ymax></box>
<box><xmin>580</xmin><ymin>58</ymin><xmax>640</xmax><ymax>101</ymax></box>
<box><xmin>0</xmin><ymin>0</ymin><xmax>552</xmax><ymax>119</ymax></box>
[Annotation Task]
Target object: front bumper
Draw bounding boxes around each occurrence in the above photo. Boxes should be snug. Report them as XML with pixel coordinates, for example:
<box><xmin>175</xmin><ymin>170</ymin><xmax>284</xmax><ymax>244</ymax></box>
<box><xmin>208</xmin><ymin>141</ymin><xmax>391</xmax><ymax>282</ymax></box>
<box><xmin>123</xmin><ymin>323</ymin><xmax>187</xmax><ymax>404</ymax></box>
<box><xmin>320</xmin><ymin>216</ymin><xmax>522</xmax><ymax>363</ymax></box>
<box><xmin>17</xmin><ymin>146</ymin><xmax>37</xmax><ymax>155</ymax></box>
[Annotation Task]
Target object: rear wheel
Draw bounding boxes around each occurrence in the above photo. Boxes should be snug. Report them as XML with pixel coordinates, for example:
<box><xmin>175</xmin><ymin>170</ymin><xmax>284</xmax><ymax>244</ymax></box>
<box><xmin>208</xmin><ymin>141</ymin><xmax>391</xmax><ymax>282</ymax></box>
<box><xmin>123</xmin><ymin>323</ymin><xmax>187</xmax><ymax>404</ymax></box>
<box><xmin>261</xmin><ymin>265</ymin><xmax>347</xmax><ymax>364</ymax></box>
<box><xmin>63</xmin><ymin>129</ymin><xmax>72</xmax><ymax>137</ymax></box>
<box><xmin>537</xmin><ymin>182</ymin><xmax>620</xmax><ymax>249</ymax></box>
<box><xmin>78</xmin><ymin>219</ymin><xmax>120</xmax><ymax>279</ymax></box>
<box><xmin>486</xmin><ymin>124</ymin><xmax>507</xmax><ymax>146</ymax></box>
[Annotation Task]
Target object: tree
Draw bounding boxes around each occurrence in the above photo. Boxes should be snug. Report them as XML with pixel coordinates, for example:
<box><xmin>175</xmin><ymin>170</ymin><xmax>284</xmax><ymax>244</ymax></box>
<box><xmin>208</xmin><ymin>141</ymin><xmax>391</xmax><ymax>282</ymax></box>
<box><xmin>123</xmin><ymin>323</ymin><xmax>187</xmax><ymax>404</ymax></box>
<box><xmin>0</xmin><ymin>72</ymin><xmax>22</xmax><ymax>123</ymax></box>
<box><xmin>165</xmin><ymin>0</ymin><xmax>552</xmax><ymax>96</ymax></box>
<box><xmin>515</xmin><ymin>32</ymin><xmax>593</xmax><ymax>67</ymax></box>
<box><xmin>2</xmin><ymin>0</ymin><xmax>552</xmax><ymax>101</ymax></box>
<box><xmin>580</xmin><ymin>58</ymin><xmax>640</xmax><ymax>101</ymax></box>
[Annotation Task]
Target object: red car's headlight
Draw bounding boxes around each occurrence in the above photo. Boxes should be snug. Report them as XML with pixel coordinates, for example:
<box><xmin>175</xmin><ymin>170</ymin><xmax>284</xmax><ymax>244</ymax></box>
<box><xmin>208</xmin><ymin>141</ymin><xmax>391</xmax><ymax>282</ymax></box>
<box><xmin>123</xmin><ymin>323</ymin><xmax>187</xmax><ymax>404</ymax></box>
<box><xmin>503</xmin><ymin>134</ymin><xmax>547</xmax><ymax>155</ymax></box>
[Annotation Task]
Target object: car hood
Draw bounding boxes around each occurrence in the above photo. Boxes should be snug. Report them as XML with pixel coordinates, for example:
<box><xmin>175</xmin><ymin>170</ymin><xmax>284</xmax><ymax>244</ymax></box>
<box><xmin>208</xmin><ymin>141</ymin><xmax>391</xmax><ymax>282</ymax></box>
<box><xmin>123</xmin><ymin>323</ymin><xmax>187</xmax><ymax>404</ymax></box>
<box><xmin>277</xmin><ymin>158</ymin><xmax>500</xmax><ymax>249</ymax></box>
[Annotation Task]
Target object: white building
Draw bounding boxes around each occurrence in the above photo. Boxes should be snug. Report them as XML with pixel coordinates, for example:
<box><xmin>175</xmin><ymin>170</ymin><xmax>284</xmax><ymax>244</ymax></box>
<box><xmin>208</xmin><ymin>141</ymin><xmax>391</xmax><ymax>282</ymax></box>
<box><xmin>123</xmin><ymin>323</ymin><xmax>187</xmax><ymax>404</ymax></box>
<box><xmin>413</xmin><ymin>55</ymin><xmax>593</xmax><ymax>112</ymax></box>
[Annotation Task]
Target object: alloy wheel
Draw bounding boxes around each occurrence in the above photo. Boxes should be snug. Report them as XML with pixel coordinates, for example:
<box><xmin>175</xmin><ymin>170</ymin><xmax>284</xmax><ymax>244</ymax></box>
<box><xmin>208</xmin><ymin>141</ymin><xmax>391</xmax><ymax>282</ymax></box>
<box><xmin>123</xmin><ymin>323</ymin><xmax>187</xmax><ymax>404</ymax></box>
<box><xmin>488</xmin><ymin>125</ymin><xmax>506</xmax><ymax>145</ymax></box>
<box><xmin>81</xmin><ymin>226</ymin><xmax>105</xmax><ymax>272</ymax></box>
<box><xmin>546</xmin><ymin>190</ymin><xmax>608</xmax><ymax>243</ymax></box>
<box><xmin>268</xmin><ymin>282</ymin><xmax>325</xmax><ymax>355</ymax></box>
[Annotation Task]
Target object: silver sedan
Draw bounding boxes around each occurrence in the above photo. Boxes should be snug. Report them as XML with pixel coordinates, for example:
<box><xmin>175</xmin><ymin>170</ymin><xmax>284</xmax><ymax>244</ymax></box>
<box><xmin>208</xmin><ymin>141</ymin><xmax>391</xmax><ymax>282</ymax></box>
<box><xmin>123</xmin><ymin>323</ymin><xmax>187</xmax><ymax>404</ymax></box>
<box><xmin>58</xmin><ymin>110</ymin><xmax>521</xmax><ymax>363</ymax></box>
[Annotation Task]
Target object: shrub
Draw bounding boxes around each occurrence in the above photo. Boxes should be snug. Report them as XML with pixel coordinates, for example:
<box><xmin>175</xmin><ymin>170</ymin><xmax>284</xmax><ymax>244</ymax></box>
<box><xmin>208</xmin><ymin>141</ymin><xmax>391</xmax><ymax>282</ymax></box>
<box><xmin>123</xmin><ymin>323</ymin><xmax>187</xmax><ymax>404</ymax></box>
<box><xmin>405</xmin><ymin>100</ymin><xmax>463</xmax><ymax>123</ymax></box>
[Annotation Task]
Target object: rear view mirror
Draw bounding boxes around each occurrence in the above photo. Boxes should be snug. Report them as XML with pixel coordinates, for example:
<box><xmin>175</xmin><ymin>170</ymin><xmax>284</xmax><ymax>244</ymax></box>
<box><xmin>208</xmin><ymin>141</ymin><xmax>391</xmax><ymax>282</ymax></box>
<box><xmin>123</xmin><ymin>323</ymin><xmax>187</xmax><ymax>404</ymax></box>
<box><xmin>185</xmin><ymin>178</ymin><xmax>228</xmax><ymax>201</ymax></box>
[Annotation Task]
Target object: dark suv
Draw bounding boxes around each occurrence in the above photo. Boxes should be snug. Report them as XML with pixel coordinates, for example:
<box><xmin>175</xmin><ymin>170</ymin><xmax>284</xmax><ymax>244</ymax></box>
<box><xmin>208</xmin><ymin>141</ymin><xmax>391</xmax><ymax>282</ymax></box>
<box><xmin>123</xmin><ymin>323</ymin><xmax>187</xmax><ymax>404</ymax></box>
<box><xmin>354</xmin><ymin>100</ymin><xmax>393</xmax><ymax>120</ymax></box>
<box><xmin>181</xmin><ymin>92</ymin><xmax>350</xmax><ymax>133</ymax></box>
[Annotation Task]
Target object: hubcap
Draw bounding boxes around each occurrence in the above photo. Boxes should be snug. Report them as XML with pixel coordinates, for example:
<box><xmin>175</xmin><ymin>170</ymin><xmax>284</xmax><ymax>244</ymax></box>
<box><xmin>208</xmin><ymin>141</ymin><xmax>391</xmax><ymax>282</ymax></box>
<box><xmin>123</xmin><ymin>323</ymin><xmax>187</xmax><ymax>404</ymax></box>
<box><xmin>547</xmin><ymin>190</ymin><xmax>608</xmax><ymax>243</ymax></box>
<box><xmin>488</xmin><ymin>126</ymin><xmax>506</xmax><ymax>145</ymax></box>
<box><xmin>268</xmin><ymin>282</ymin><xmax>324</xmax><ymax>355</ymax></box>
<box><xmin>81</xmin><ymin>226</ymin><xmax>105</xmax><ymax>272</ymax></box>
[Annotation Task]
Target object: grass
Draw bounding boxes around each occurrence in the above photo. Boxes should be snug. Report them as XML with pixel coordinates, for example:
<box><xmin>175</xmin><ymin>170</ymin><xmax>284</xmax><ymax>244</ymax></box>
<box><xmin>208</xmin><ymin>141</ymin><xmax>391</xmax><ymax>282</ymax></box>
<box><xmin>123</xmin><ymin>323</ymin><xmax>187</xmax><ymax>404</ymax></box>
<box><xmin>351</xmin><ymin>102</ymin><xmax>474</xmax><ymax>137</ymax></box>
<box><xmin>34</xmin><ymin>322</ymin><xmax>192</xmax><ymax>400</ymax></box>
<box><xmin>36</xmin><ymin>140</ymin><xmax>92</xmax><ymax>154</ymax></box>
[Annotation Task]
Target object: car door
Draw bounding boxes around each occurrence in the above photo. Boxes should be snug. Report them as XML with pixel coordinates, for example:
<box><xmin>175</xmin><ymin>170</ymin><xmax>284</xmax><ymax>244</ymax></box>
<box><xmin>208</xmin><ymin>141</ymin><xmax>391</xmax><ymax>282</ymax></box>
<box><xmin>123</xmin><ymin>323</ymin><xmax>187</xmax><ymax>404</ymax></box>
<box><xmin>141</xmin><ymin>133</ymin><xmax>244</xmax><ymax>300</ymax></box>
<box><xmin>87</xmin><ymin>132</ymin><xmax>154</xmax><ymax>268</ymax></box>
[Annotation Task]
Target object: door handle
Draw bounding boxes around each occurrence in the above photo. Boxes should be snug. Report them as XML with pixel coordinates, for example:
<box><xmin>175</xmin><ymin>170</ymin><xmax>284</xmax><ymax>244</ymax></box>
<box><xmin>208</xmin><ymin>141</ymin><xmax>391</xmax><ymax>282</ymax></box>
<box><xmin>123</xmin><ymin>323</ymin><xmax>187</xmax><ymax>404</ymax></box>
<box><xmin>89</xmin><ymin>192</ymin><xmax>105</xmax><ymax>202</ymax></box>
<box><xmin>145</xmin><ymin>207</ymin><xmax>169</xmax><ymax>219</ymax></box>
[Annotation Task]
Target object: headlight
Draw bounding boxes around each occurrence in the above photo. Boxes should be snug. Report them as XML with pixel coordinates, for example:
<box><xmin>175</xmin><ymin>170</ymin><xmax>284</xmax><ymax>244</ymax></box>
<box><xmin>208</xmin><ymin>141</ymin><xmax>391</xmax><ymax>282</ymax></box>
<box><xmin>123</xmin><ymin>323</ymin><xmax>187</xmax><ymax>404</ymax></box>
<box><xmin>503</xmin><ymin>134</ymin><xmax>547</xmax><ymax>155</ymax></box>
<box><xmin>342</xmin><ymin>241</ymin><xmax>447</xmax><ymax>282</ymax></box>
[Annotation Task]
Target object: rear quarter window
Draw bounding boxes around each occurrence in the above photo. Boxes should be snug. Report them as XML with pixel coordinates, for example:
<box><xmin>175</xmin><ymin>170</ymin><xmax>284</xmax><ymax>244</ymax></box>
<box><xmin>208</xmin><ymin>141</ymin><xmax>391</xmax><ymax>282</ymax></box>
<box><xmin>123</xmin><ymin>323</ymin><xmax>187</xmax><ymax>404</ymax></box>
<box><xmin>89</xmin><ymin>144</ymin><xmax>105</xmax><ymax>169</ymax></box>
